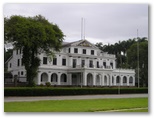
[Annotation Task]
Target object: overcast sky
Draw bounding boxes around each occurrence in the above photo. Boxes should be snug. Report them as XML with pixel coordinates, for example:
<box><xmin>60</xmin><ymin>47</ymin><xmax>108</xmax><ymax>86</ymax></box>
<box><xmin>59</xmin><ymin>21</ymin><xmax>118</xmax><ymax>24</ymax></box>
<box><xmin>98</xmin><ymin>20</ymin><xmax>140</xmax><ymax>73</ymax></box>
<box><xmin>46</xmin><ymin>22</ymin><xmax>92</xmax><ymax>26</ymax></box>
<box><xmin>4</xmin><ymin>3</ymin><xmax>148</xmax><ymax>44</ymax></box>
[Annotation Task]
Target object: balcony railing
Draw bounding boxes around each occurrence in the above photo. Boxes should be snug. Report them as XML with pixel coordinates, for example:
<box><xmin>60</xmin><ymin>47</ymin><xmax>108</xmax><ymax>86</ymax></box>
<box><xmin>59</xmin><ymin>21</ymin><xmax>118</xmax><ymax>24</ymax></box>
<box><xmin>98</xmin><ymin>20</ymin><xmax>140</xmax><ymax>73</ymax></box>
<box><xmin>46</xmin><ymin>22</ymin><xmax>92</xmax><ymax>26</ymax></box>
<box><xmin>71</xmin><ymin>64</ymin><xmax>113</xmax><ymax>69</ymax></box>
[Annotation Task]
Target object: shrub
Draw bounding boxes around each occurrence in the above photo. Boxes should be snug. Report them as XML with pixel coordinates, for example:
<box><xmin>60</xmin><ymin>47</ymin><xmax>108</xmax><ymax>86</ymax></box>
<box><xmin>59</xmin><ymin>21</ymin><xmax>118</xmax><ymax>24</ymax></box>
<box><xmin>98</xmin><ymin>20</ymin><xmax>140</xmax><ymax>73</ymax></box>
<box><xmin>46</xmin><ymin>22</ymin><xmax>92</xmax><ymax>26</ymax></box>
<box><xmin>45</xmin><ymin>82</ymin><xmax>51</xmax><ymax>87</ymax></box>
<box><xmin>40</xmin><ymin>83</ymin><xmax>44</xmax><ymax>87</ymax></box>
<box><xmin>4</xmin><ymin>87</ymin><xmax>148</xmax><ymax>96</ymax></box>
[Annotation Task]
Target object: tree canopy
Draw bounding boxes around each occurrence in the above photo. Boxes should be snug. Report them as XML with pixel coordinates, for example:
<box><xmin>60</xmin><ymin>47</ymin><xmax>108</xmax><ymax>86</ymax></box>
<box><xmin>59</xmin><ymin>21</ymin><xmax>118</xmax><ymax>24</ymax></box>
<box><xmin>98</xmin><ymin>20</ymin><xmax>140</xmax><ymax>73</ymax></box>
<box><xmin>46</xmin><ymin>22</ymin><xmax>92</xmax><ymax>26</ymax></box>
<box><xmin>4</xmin><ymin>15</ymin><xmax>64</xmax><ymax>86</ymax></box>
<box><xmin>95</xmin><ymin>37</ymin><xmax>148</xmax><ymax>87</ymax></box>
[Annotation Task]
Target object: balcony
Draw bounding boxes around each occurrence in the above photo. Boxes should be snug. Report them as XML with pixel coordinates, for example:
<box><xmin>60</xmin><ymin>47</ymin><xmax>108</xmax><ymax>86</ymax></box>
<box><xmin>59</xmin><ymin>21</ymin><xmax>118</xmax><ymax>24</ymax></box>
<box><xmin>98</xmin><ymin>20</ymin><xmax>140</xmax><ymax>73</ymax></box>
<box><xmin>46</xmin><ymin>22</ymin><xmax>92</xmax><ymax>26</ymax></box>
<box><xmin>113</xmin><ymin>68</ymin><xmax>135</xmax><ymax>73</ymax></box>
<box><xmin>70</xmin><ymin>64</ymin><xmax>113</xmax><ymax>70</ymax></box>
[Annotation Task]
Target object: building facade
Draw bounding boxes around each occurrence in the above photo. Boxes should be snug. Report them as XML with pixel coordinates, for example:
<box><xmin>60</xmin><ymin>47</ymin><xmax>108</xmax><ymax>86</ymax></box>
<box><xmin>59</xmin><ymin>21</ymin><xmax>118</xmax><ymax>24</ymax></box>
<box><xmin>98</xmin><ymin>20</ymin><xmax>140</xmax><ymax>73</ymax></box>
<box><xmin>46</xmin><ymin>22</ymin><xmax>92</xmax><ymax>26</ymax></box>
<box><xmin>7</xmin><ymin>39</ymin><xmax>135</xmax><ymax>86</ymax></box>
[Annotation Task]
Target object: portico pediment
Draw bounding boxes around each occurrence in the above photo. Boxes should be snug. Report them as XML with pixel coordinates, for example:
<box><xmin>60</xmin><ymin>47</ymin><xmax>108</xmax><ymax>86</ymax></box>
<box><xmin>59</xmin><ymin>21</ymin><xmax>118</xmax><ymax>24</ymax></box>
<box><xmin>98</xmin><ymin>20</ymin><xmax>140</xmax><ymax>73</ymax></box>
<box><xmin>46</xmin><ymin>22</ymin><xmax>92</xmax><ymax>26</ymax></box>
<box><xmin>72</xmin><ymin>39</ymin><xmax>98</xmax><ymax>49</ymax></box>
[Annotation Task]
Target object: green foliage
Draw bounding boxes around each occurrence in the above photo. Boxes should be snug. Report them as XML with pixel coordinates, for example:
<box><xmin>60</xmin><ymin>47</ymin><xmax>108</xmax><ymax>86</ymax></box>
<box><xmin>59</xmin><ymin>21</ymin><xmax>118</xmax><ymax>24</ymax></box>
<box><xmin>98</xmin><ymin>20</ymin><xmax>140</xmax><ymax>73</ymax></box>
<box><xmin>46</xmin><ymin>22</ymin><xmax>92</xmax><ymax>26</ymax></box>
<box><xmin>127</xmin><ymin>40</ymin><xmax>148</xmax><ymax>87</ymax></box>
<box><xmin>45</xmin><ymin>82</ymin><xmax>51</xmax><ymax>87</ymax></box>
<box><xmin>95</xmin><ymin>37</ymin><xmax>148</xmax><ymax>87</ymax></box>
<box><xmin>4</xmin><ymin>87</ymin><xmax>148</xmax><ymax>96</ymax></box>
<box><xmin>4</xmin><ymin>15</ymin><xmax>64</xmax><ymax>86</ymax></box>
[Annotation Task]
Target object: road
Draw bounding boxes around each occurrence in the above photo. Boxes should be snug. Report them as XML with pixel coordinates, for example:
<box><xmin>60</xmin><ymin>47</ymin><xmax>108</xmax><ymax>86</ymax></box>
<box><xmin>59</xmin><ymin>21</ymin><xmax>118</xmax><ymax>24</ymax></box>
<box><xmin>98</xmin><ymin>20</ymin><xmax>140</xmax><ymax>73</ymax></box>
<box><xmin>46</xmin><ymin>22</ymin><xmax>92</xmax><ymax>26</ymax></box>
<box><xmin>4</xmin><ymin>94</ymin><xmax>148</xmax><ymax>102</ymax></box>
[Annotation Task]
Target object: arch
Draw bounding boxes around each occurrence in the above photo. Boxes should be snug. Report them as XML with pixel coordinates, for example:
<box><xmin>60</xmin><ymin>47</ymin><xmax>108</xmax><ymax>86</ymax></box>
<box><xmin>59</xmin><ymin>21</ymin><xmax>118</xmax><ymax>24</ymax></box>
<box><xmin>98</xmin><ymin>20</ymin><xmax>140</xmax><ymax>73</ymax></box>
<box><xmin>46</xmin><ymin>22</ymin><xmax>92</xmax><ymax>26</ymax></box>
<box><xmin>96</xmin><ymin>74</ymin><xmax>101</xmax><ymax>86</ymax></box>
<box><xmin>129</xmin><ymin>76</ymin><xmax>133</xmax><ymax>83</ymax></box>
<box><xmin>87</xmin><ymin>73</ymin><xmax>93</xmax><ymax>86</ymax></box>
<box><xmin>41</xmin><ymin>73</ymin><xmax>48</xmax><ymax>82</ymax></box>
<box><xmin>116</xmin><ymin>76</ymin><xmax>120</xmax><ymax>84</ymax></box>
<box><xmin>51</xmin><ymin>73</ymin><xmax>58</xmax><ymax>82</ymax></box>
<box><xmin>61</xmin><ymin>73</ymin><xmax>67</xmax><ymax>82</ymax></box>
<box><xmin>123</xmin><ymin>76</ymin><xmax>127</xmax><ymax>83</ymax></box>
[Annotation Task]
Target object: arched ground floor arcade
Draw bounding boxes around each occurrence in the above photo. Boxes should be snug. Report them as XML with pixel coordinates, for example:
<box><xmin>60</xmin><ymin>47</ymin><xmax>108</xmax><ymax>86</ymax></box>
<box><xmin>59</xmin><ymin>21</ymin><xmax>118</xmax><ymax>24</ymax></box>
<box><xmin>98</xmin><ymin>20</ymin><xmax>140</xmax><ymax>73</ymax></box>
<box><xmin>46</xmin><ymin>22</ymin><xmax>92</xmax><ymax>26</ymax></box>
<box><xmin>35</xmin><ymin>69</ymin><xmax>135</xmax><ymax>87</ymax></box>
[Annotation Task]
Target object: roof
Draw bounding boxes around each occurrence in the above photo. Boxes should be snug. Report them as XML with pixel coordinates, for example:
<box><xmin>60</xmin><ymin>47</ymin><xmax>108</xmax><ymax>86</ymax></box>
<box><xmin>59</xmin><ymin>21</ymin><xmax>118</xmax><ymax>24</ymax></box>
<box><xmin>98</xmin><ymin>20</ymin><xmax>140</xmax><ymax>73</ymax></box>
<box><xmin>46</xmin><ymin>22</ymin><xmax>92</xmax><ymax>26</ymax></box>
<box><xmin>5</xmin><ymin>55</ymin><xmax>13</xmax><ymax>64</ymax></box>
<box><xmin>62</xmin><ymin>39</ymin><xmax>98</xmax><ymax>49</ymax></box>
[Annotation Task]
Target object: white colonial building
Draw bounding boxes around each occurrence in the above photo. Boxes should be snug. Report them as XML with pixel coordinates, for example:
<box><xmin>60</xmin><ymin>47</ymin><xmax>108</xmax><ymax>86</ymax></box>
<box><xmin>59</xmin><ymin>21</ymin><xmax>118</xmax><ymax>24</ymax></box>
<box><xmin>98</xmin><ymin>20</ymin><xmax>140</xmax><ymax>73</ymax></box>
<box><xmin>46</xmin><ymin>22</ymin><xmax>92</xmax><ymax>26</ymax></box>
<box><xmin>7</xmin><ymin>39</ymin><xmax>135</xmax><ymax>86</ymax></box>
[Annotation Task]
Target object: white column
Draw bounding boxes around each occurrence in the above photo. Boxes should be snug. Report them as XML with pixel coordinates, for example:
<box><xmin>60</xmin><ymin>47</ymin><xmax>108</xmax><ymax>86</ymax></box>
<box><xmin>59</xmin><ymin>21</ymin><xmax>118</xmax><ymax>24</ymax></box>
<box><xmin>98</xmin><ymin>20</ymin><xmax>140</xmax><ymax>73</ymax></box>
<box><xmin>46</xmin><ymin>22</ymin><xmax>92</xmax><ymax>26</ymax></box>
<box><xmin>107</xmin><ymin>75</ymin><xmax>109</xmax><ymax>86</ymax></box>
<box><xmin>83</xmin><ymin>72</ymin><xmax>87</xmax><ymax>86</ymax></box>
<box><xmin>57</xmin><ymin>73</ymin><xmax>61</xmax><ymax>85</ymax></box>
<box><xmin>68</xmin><ymin>73</ymin><xmax>72</xmax><ymax>85</ymax></box>
<box><xmin>101</xmin><ymin>73</ymin><xmax>104</xmax><ymax>86</ymax></box>
<box><xmin>120</xmin><ymin>76</ymin><xmax>123</xmax><ymax>86</ymax></box>
<box><xmin>127</xmin><ymin>76</ymin><xmax>129</xmax><ymax>86</ymax></box>
<box><xmin>93</xmin><ymin>59</ymin><xmax>96</xmax><ymax>68</ymax></box>
<box><xmin>85</xmin><ymin>58</ymin><xmax>89</xmax><ymax>68</ymax></box>
<box><xmin>77</xmin><ymin>57</ymin><xmax>81</xmax><ymax>67</ymax></box>
<box><xmin>48</xmin><ymin>72</ymin><xmax>52</xmax><ymax>82</ymax></box>
<box><xmin>113</xmin><ymin>76</ymin><xmax>116</xmax><ymax>86</ymax></box>
<box><xmin>110</xmin><ymin>74</ymin><xmax>112</xmax><ymax>86</ymax></box>
<box><xmin>37</xmin><ymin>72</ymin><xmax>41</xmax><ymax>85</ymax></box>
<box><xmin>133</xmin><ymin>77</ymin><xmax>135</xmax><ymax>86</ymax></box>
<box><xmin>93</xmin><ymin>73</ymin><xmax>96</xmax><ymax>86</ymax></box>
<box><xmin>58</xmin><ymin>55</ymin><xmax>62</xmax><ymax>66</ymax></box>
<box><xmin>69</xmin><ymin>56</ymin><xmax>72</xmax><ymax>67</ymax></box>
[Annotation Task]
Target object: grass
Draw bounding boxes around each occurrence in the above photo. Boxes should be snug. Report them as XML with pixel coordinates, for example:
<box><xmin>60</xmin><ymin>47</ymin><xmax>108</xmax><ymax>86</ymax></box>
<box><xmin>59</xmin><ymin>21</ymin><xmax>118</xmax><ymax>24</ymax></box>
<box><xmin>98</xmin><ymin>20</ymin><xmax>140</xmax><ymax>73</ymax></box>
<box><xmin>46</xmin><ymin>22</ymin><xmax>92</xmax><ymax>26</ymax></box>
<box><xmin>4</xmin><ymin>98</ymin><xmax>148</xmax><ymax>112</ymax></box>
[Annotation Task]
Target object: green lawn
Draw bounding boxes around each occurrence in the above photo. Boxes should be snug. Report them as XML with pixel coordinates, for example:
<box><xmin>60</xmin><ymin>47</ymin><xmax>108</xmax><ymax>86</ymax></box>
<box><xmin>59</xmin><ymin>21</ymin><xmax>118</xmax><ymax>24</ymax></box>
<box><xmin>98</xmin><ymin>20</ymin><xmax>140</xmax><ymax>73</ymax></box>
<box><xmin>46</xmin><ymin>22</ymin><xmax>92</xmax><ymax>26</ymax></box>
<box><xmin>4</xmin><ymin>98</ymin><xmax>148</xmax><ymax>112</ymax></box>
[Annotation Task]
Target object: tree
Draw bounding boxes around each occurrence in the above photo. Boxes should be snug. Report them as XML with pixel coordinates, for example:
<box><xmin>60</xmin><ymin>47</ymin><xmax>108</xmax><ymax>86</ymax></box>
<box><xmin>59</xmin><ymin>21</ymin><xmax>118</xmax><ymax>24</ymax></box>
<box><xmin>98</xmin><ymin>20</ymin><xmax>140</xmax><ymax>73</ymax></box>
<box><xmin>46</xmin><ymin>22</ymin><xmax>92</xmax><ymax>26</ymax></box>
<box><xmin>4</xmin><ymin>15</ymin><xmax>64</xmax><ymax>86</ymax></box>
<box><xmin>127</xmin><ymin>40</ymin><xmax>148</xmax><ymax>87</ymax></box>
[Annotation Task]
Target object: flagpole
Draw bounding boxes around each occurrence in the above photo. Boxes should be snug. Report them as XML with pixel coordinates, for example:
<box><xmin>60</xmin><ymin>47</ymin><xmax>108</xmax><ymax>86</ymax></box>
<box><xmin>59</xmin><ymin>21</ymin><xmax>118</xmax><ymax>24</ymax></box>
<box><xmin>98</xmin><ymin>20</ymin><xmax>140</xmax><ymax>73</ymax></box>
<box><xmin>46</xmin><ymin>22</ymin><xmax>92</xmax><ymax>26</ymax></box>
<box><xmin>137</xmin><ymin>29</ymin><xmax>140</xmax><ymax>88</ymax></box>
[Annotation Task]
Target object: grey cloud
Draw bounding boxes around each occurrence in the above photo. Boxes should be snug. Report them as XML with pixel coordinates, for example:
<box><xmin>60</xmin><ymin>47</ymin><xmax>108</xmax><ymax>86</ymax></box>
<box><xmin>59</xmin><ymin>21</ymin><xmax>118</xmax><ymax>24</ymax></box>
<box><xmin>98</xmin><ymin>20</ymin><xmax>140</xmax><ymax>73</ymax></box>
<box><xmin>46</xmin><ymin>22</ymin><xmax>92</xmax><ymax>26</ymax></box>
<box><xmin>4</xmin><ymin>3</ymin><xmax>148</xmax><ymax>44</ymax></box>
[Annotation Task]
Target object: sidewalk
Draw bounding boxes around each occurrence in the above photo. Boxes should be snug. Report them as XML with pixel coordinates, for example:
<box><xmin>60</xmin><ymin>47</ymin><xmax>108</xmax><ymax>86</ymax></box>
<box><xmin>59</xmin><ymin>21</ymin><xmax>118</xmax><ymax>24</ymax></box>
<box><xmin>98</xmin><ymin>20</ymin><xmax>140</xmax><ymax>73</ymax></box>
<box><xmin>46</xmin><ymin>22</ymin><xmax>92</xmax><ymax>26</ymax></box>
<box><xmin>4</xmin><ymin>94</ymin><xmax>148</xmax><ymax>102</ymax></box>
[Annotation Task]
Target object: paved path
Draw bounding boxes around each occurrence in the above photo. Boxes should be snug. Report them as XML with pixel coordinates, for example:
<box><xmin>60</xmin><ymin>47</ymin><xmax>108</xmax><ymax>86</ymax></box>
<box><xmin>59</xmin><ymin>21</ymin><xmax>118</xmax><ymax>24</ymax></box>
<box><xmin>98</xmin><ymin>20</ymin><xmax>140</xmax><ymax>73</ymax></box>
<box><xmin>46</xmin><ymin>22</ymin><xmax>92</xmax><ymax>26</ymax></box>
<box><xmin>4</xmin><ymin>94</ymin><xmax>148</xmax><ymax>102</ymax></box>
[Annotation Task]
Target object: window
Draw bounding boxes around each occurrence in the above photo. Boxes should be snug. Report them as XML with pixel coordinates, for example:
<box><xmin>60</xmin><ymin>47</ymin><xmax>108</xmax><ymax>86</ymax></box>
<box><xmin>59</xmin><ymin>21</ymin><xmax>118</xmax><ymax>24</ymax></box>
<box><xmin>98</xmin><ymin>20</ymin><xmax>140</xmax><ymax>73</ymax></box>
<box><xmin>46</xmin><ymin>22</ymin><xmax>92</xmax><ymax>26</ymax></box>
<box><xmin>21</xmin><ymin>71</ymin><xmax>24</xmax><ymax>75</ymax></box>
<box><xmin>91</xmin><ymin>50</ymin><xmax>94</xmax><ymax>55</ymax></box>
<box><xmin>53</xmin><ymin>58</ymin><xmax>57</xmax><ymax>65</ymax></box>
<box><xmin>51</xmin><ymin>73</ymin><xmax>58</xmax><ymax>82</ymax></box>
<box><xmin>103</xmin><ymin>62</ymin><xmax>106</xmax><ymax>68</ymax></box>
<box><xmin>74</xmin><ymin>48</ymin><xmax>78</xmax><ymax>53</ymax></box>
<box><xmin>89</xmin><ymin>60</ymin><xmax>93</xmax><ymax>68</ymax></box>
<box><xmin>116</xmin><ymin>76</ymin><xmax>120</xmax><ymax>83</ymax></box>
<box><xmin>20</xmin><ymin>49</ymin><xmax>22</xmax><ymax>54</ymax></box>
<box><xmin>123</xmin><ymin>76</ymin><xmax>127</xmax><ymax>83</ymax></box>
<box><xmin>61</xmin><ymin>74</ymin><xmax>67</xmax><ymax>82</ymax></box>
<box><xmin>129</xmin><ymin>77</ymin><xmax>133</xmax><ymax>83</ymax></box>
<box><xmin>10</xmin><ymin>63</ymin><xmax>11</xmax><ymax>68</ymax></box>
<box><xmin>17</xmin><ymin>59</ymin><xmax>20</xmax><ymax>66</ymax></box>
<box><xmin>68</xmin><ymin>48</ymin><xmax>70</xmax><ymax>53</ymax></box>
<box><xmin>110</xmin><ymin>62</ymin><xmax>113</xmax><ymax>68</ymax></box>
<box><xmin>83</xmin><ymin>49</ymin><xmax>86</xmax><ymax>54</ymax></box>
<box><xmin>43</xmin><ymin>57</ymin><xmax>47</xmax><ymax>64</ymax></box>
<box><xmin>81</xmin><ymin>60</ymin><xmax>85</xmax><ymax>67</ymax></box>
<box><xmin>97</xmin><ymin>61</ymin><xmax>99</xmax><ymax>68</ymax></box>
<box><xmin>73</xmin><ymin>59</ymin><xmax>76</xmax><ymax>68</ymax></box>
<box><xmin>62</xmin><ymin>58</ymin><xmax>66</xmax><ymax>66</ymax></box>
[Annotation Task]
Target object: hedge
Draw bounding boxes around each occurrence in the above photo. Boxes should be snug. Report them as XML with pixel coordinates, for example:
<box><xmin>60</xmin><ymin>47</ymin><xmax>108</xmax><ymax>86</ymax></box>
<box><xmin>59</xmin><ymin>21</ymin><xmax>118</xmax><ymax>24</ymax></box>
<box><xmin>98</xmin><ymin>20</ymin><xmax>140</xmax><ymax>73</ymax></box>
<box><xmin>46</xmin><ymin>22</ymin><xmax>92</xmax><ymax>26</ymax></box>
<box><xmin>4</xmin><ymin>87</ymin><xmax>148</xmax><ymax>96</ymax></box>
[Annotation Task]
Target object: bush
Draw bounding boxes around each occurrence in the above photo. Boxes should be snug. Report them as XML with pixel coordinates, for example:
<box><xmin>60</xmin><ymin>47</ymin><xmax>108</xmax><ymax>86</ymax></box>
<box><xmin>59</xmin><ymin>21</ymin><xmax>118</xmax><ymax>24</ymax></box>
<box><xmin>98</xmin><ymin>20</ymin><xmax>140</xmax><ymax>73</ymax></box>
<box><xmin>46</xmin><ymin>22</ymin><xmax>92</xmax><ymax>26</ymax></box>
<box><xmin>4</xmin><ymin>87</ymin><xmax>148</xmax><ymax>96</ymax></box>
<box><xmin>45</xmin><ymin>82</ymin><xmax>51</xmax><ymax>87</ymax></box>
<box><xmin>40</xmin><ymin>83</ymin><xmax>44</xmax><ymax>87</ymax></box>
